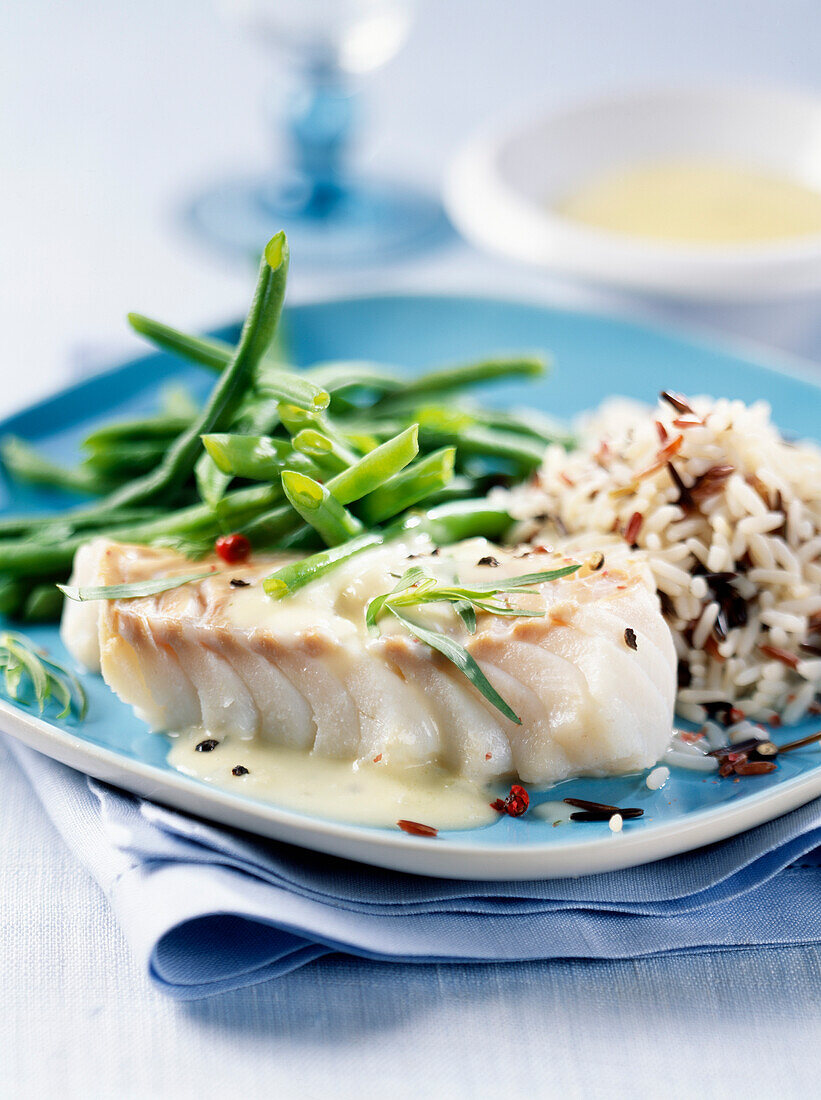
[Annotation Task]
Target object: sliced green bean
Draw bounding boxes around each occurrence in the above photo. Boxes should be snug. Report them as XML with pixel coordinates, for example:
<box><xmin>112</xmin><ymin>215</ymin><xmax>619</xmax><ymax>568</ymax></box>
<box><xmin>281</xmin><ymin>471</ymin><xmax>364</xmax><ymax>546</ymax></box>
<box><xmin>277</xmin><ymin>404</ymin><xmax>361</xmax><ymax>465</ymax></box>
<box><xmin>356</xmin><ymin>446</ymin><xmax>455</xmax><ymax>525</ymax></box>
<box><xmin>292</xmin><ymin>429</ymin><xmax>352</xmax><ymax>475</ymax></box>
<box><xmin>263</xmin><ymin>498</ymin><xmax>512</xmax><ymax>598</ymax></box>
<box><xmin>201</xmin><ymin>434</ymin><xmax>316</xmax><ymax>482</ymax></box>
<box><xmin>324</xmin><ymin>425</ymin><xmax>418</xmax><ymax>505</ymax></box>
<box><xmin>195</xmin><ymin>391</ymin><xmax>283</xmax><ymax>507</ymax></box>
<box><xmin>263</xmin><ymin>531</ymin><xmax>381</xmax><ymax>597</ymax></box>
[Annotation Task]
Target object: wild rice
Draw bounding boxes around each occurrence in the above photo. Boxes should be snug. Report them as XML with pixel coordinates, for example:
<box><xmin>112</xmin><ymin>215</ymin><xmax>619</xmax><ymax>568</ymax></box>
<box><xmin>497</xmin><ymin>394</ymin><xmax>821</xmax><ymax>723</ymax></box>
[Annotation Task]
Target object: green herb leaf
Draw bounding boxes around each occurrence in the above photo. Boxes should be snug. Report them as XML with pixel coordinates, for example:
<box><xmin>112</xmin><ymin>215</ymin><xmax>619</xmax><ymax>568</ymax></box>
<box><xmin>467</xmin><ymin>564</ymin><xmax>581</xmax><ymax>592</ymax></box>
<box><xmin>366</xmin><ymin>559</ymin><xmax>582</xmax><ymax>722</ymax></box>
<box><xmin>388</xmin><ymin>607</ymin><xmax>521</xmax><ymax>724</ymax></box>
<box><xmin>57</xmin><ymin>571</ymin><xmax>214</xmax><ymax>603</ymax></box>
<box><xmin>454</xmin><ymin>599</ymin><xmax>476</xmax><ymax>634</ymax></box>
<box><xmin>0</xmin><ymin>631</ymin><xmax>87</xmax><ymax>720</ymax></box>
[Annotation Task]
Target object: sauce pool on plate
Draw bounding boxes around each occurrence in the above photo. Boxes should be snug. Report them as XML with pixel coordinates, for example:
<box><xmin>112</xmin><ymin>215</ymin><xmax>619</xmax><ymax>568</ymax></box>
<box><xmin>168</xmin><ymin>728</ymin><xmax>498</xmax><ymax>830</ymax></box>
<box><xmin>555</xmin><ymin>158</ymin><xmax>821</xmax><ymax>244</ymax></box>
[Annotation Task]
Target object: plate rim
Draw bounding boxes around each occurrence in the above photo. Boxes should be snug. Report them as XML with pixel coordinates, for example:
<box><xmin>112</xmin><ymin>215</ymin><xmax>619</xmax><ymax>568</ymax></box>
<box><xmin>4</xmin><ymin>699</ymin><xmax>820</xmax><ymax>880</ymax></box>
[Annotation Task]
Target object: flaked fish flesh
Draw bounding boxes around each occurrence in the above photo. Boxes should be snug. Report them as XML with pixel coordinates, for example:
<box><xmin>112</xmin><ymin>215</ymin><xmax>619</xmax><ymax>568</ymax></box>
<box><xmin>61</xmin><ymin>535</ymin><xmax>676</xmax><ymax>784</ymax></box>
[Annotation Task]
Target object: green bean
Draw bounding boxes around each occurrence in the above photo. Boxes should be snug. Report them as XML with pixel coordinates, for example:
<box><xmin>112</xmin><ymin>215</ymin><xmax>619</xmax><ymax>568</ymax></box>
<box><xmin>349</xmin><ymin>407</ymin><xmax>548</xmax><ymax>469</ymax></box>
<box><xmin>2</xmin><ymin>437</ymin><xmax>111</xmax><ymax>496</ymax></box>
<box><xmin>195</xmin><ymin>392</ymin><xmax>283</xmax><ymax>506</ymax></box>
<box><xmin>0</xmin><ymin>576</ymin><xmax>29</xmax><ymax>616</ymax></box>
<box><xmin>126</xmin><ymin>483</ymin><xmax>284</xmax><ymax>540</ymax></box>
<box><xmin>23</xmin><ymin>584</ymin><xmax>65</xmax><ymax>622</ymax></box>
<box><xmin>467</xmin><ymin>406</ymin><xmax>575</xmax><ymax>447</ymax></box>
<box><xmin>427</xmin><ymin>423</ymin><xmax>545</xmax><ymax>468</ymax></box>
<box><xmin>159</xmin><ymin>384</ymin><xmax>199</xmax><ymax>419</ymax></box>
<box><xmin>345</xmin><ymin>417</ymin><xmax>545</xmax><ymax>469</ymax></box>
<box><xmin>99</xmin><ymin>232</ymin><xmax>290</xmax><ymax>513</ymax></box>
<box><xmin>129</xmin><ymin>314</ymin><xmax>403</xmax><ymax>400</ymax></box>
<box><xmin>356</xmin><ymin>446</ymin><xmax>455</xmax><ymax>525</ymax></box>
<box><xmin>238</xmin><ymin>503</ymin><xmax>303</xmax><ymax>548</ymax></box>
<box><xmin>278</xmin><ymin>404</ymin><xmax>361</xmax><ymax>465</ymax></box>
<box><xmin>128</xmin><ymin>314</ymin><xmax>235</xmax><ymax>372</ymax></box>
<box><xmin>263</xmin><ymin>498</ymin><xmax>512</xmax><ymax>598</ymax></box>
<box><xmin>238</xmin><ymin>427</ymin><xmax>419</xmax><ymax>549</ymax></box>
<box><xmin>383</xmin><ymin>498</ymin><xmax>512</xmax><ymax>544</ymax></box>
<box><xmin>307</xmin><ymin>360</ymin><xmax>402</xmax><ymax>396</ymax></box>
<box><xmin>0</xmin><ymin>484</ymin><xmax>284</xmax><ymax>578</ymax></box>
<box><xmin>82</xmin><ymin>416</ymin><xmax>190</xmax><ymax>450</ymax></box>
<box><xmin>263</xmin><ymin>531</ymin><xmax>381</xmax><ymax>597</ymax></box>
<box><xmin>420</xmin><ymin>474</ymin><xmax>476</xmax><ymax>505</ymax></box>
<box><xmin>281</xmin><ymin>471</ymin><xmax>364</xmax><ymax>547</ymax></box>
<box><xmin>235</xmin><ymin>424</ymin><xmax>422</xmax><ymax>563</ymax></box>
<box><xmin>0</xmin><ymin>506</ymin><xmax>162</xmax><ymax>541</ymax></box>
<box><xmin>252</xmin><ymin>366</ymin><xmax>329</xmax><ymax>412</ymax></box>
<box><xmin>83</xmin><ymin>439</ymin><xmax>169</xmax><ymax>476</ymax></box>
<box><xmin>324</xmin><ymin>425</ymin><xmax>418</xmax><ymax>505</ymax></box>
<box><xmin>201</xmin><ymin>434</ymin><xmax>316</xmax><ymax>482</ymax></box>
<box><xmin>375</xmin><ymin>355</ymin><xmax>547</xmax><ymax>409</ymax></box>
<box><xmin>0</xmin><ymin>541</ymin><xmax>82</xmax><ymax>579</ymax></box>
<box><xmin>130</xmin><ymin>310</ymin><xmax>547</xmax><ymax>413</ymax></box>
<box><xmin>376</xmin><ymin>402</ymin><xmax>574</xmax><ymax>449</ymax></box>
<box><xmin>292</xmin><ymin>429</ymin><xmax>352</xmax><ymax>475</ymax></box>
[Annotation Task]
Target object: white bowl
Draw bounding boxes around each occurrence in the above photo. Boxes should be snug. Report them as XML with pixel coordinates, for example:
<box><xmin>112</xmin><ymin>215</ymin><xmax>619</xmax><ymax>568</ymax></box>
<box><xmin>445</xmin><ymin>86</ymin><xmax>821</xmax><ymax>301</ymax></box>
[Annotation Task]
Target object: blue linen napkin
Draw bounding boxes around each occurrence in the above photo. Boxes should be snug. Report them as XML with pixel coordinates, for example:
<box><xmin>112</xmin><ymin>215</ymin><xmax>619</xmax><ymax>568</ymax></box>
<box><xmin>6</xmin><ymin>737</ymin><xmax>820</xmax><ymax>1000</ymax></box>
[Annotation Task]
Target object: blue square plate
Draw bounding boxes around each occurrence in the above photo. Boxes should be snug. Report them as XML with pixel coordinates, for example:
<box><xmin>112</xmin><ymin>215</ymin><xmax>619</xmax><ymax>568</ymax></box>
<box><xmin>2</xmin><ymin>294</ymin><xmax>820</xmax><ymax>879</ymax></box>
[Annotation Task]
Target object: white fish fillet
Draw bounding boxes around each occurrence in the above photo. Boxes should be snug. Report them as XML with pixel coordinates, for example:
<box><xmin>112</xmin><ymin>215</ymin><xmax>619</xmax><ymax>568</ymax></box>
<box><xmin>61</xmin><ymin>535</ymin><xmax>676</xmax><ymax>784</ymax></box>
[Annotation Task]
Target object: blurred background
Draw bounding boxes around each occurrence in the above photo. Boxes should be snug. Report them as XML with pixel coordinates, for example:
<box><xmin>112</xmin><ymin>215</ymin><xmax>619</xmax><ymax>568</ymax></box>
<box><xmin>3</xmin><ymin>0</ymin><xmax>821</xmax><ymax>404</ymax></box>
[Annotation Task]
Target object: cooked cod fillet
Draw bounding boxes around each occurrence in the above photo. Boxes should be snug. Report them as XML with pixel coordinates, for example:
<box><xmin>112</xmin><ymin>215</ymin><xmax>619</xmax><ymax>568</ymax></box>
<box><xmin>61</xmin><ymin>535</ymin><xmax>676</xmax><ymax>784</ymax></box>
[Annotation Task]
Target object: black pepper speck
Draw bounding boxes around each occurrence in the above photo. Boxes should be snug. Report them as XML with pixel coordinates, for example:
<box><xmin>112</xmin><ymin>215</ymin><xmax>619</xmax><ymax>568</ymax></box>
<box><xmin>477</xmin><ymin>556</ymin><xmax>499</xmax><ymax>567</ymax></box>
<box><xmin>232</xmin><ymin>765</ymin><xmax>250</xmax><ymax>776</ymax></box>
<box><xmin>624</xmin><ymin>627</ymin><xmax>638</xmax><ymax>651</ymax></box>
<box><xmin>196</xmin><ymin>739</ymin><xmax>220</xmax><ymax>753</ymax></box>
<box><xmin>230</xmin><ymin>578</ymin><xmax>251</xmax><ymax>588</ymax></box>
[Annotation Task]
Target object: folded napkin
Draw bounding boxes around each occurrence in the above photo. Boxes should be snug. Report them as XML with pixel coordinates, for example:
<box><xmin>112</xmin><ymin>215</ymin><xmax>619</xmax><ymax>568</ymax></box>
<box><xmin>6</xmin><ymin>737</ymin><xmax>821</xmax><ymax>1000</ymax></box>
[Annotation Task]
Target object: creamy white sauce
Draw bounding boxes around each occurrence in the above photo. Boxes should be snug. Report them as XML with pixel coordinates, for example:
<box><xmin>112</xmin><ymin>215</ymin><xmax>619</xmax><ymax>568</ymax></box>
<box><xmin>167</xmin><ymin>727</ymin><xmax>498</xmax><ymax>830</ymax></box>
<box><xmin>224</xmin><ymin>536</ymin><xmax>566</xmax><ymax>641</ymax></box>
<box><xmin>556</xmin><ymin>158</ymin><xmax>821</xmax><ymax>244</ymax></box>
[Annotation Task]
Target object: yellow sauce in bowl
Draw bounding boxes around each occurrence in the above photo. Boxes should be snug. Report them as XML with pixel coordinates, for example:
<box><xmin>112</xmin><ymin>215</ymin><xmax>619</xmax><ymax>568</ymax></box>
<box><xmin>555</xmin><ymin>159</ymin><xmax>821</xmax><ymax>244</ymax></box>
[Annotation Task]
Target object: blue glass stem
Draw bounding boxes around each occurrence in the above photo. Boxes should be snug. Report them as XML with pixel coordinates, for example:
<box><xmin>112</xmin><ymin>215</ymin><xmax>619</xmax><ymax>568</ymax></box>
<box><xmin>275</xmin><ymin>67</ymin><xmax>356</xmax><ymax>217</ymax></box>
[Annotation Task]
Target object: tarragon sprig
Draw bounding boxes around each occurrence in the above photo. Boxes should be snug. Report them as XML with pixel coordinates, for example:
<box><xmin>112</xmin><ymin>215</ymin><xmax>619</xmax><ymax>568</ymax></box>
<box><xmin>58</xmin><ymin>571</ymin><xmax>215</xmax><ymax>603</ymax></box>
<box><xmin>366</xmin><ymin>561</ymin><xmax>580</xmax><ymax>723</ymax></box>
<box><xmin>0</xmin><ymin>631</ymin><xmax>87</xmax><ymax>720</ymax></box>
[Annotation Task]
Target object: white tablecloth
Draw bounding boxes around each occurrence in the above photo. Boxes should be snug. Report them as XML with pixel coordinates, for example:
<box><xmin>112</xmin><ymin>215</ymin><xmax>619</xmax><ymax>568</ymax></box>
<box><xmin>2</xmin><ymin>1</ymin><xmax>821</xmax><ymax>1095</ymax></box>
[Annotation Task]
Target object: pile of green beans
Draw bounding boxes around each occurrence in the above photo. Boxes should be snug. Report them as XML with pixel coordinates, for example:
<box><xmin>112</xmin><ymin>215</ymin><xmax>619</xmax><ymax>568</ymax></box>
<box><xmin>0</xmin><ymin>230</ymin><xmax>572</xmax><ymax>621</ymax></box>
